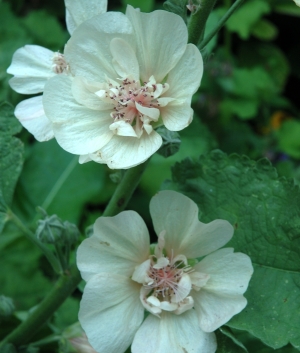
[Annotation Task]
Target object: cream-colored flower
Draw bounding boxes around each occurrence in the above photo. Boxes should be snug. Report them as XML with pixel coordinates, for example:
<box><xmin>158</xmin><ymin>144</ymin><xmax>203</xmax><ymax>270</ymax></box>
<box><xmin>294</xmin><ymin>0</ymin><xmax>300</xmax><ymax>6</ymax></box>
<box><xmin>43</xmin><ymin>6</ymin><xmax>203</xmax><ymax>169</ymax></box>
<box><xmin>6</xmin><ymin>0</ymin><xmax>107</xmax><ymax>142</ymax></box>
<box><xmin>77</xmin><ymin>190</ymin><xmax>253</xmax><ymax>353</ymax></box>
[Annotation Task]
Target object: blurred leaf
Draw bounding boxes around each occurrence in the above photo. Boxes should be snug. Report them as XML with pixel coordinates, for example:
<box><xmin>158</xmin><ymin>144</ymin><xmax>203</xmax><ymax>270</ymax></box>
<box><xmin>21</xmin><ymin>10</ymin><xmax>67</xmax><ymax>51</ymax></box>
<box><xmin>220</xmin><ymin>98</ymin><xmax>258</xmax><ymax>120</ymax></box>
<box><xmin>274</xmin><ymin>3</ymin><xmax>300</xmax><ymax>16</ymax></box>
<box><xmin>54</xmin><ymin>297</ymin><xmax>79</xmax><ymax>329</ymax></box>
<box><xmin>163</xmin><ymin>0</ymin><xmax>187</xmax><ymax>23</ymax></box>
<box><xmin>277</xmin><ymin>120</ymin><xmax>300</xmax><ymax>159</ymax></box>
<box><xmin>251</xmin><ymin>19</ymin><xmax>278</xmax><ymax>41</ymax></box>
<box><xmin>14</xmin><ymin>140</ymin><xmax>105</xmax><ymax>223</ymax></box>
<box><xmin>226</xmin><ymin>0</ymin><xmax>271</xmax><ymax>39</ymax></box>
<box><xmin>164</xmin><ymin>150</ymin><xmax>300</xmax><ymax>349</ymax></box>
<box><xmin>122</xmin><ymin>0</ymin><xmax>154</xmax><ymax>12</ymax></box>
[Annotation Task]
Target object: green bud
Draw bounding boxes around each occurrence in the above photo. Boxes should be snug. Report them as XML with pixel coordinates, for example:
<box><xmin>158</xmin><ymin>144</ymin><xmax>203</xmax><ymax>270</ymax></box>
<box><xmin>155</xmin><ymin>126</ymin><xmax>181</xmax><ymax>158</ymax></box>
<box><xmin>0</xmin><ymin>295</ymin><xmax>15</xmax><ymax>318</ymax></box>
<box><xmin>36</xmin><ymin>214</ymin><xmax>65</xmax><ymax>244</ymax></box>
<box><xmin>63</xmin><ymin>221</ymin><xmax>80</xmax><ymax>246</ymax></box>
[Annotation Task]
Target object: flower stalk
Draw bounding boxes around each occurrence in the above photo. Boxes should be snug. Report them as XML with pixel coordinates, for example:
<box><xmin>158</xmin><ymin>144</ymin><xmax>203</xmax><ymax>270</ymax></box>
<box><xmin>188</xmin><ymin>0</ymin><xmax>218</xmax><ymax>46</ymax></box>
<box><xmin>199</xmin><ymin>0</ymin><xmax>245</xmax><ymax>50</ymax></box>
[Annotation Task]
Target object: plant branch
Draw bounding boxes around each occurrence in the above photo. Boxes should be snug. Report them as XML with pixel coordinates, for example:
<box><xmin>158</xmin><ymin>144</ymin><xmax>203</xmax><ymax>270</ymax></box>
<box><xmin>0</xmin><ymin>264</ymin><xmax>81</xmax><ymax>347</ymax></box>
<box><xmin>188</xmin><ymin>0</ymin><xmax>218</xmax><ymax>46</ymax></box>
<box><xmin>1</xmin><ymin>159</ymin><xmax>150</xmax><ymax>348</ymax></box>
<box><xmin>199</xmin><ymin>0</ymin><xmax>245</xmax><ymax>49</ymax></box>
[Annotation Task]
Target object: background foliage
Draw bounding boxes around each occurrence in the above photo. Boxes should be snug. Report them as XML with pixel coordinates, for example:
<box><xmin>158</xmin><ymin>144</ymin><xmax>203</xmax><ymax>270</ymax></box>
<box><xmin>1</xmin><ymin>0</ymin><xmax>300</xmax><ymax>352</ymax></box>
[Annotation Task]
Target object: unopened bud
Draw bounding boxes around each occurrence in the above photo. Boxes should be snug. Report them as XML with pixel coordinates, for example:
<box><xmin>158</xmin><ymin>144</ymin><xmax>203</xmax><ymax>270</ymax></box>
<box><xmin>63</xmin><ymin>221</ymin><xmax>80</xmax><ymax>246</ymax></box>
<box><xmin>36</xmin><ymin>214</ymin><xmax>65</xmax><ymax>244</ymax></box>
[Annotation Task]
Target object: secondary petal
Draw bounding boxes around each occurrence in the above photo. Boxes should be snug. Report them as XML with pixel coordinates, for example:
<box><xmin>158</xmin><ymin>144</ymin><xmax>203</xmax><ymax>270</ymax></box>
<box><xmin>150</xmin><ymin>190</ymin><xmax>233</xmax><ymax>258</ymax></box>
<box><xmin>125</xmin><ymin>5</ymin><xmax>188</xmax><ymax>82</ymax></box>
<box><xmin>15</xmin><ymin>96</ymin><xmax>54</xmax><ymax>142</ymax></box>
<box><xmin>79</xmin><ymin>273</ymin><xmax>144</xmax><ymax>353</ymax></box>
<box><xmin>160</xmin><ymin>101</ymin><xmax>194</xmax><ymax>131</ymax></box>
<box><xmin>132</xmin><ymin>310</ymin><xmax>217</xmax><ymax>353</ymax></box>
<box><xmin>99</xmin><ymin>130</ymin><xmax>162</xmax><ymax>169</ymax></box>
<box><xmin>7</xmin><ymin>45</ymin><xmax>55</xmax><ymax>94</ymax></box>
<box><xmin>43</xmin><ymin>75</ymin><xmax>113</xmax><ymax>154</ymax></box>
<box><xmin>65</xmin><ymin>12</ymin><xmax>135</xmax><ymax>82</ymax></box>
<box><xmin>77</xmin><ymin>211</ymin><xmax>150</xmax><ymax>281</ymax></box>
<box><xmin>65</xmin><ymin>0</ymin><xmax>107</xmax><ymax>35</ymax></box>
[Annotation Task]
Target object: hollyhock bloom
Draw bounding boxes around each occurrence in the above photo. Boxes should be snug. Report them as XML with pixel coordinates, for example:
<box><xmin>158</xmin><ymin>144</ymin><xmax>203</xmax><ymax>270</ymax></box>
<box><xmin>43</xmin><ymin>6</ymin><xmax>203</xmax><ymax>169</ymax></box>
<box><xmin>6</xmin><ymin>0</ymin><xmax>107</xmax><ymax>142</ymax></box>
<box><xmin>77</xmin><ymin>190</ymin><xmax>253</xmax><ymax>353</ymax></box>
<box><xmin>294</xmin><ymin>0</ymin><xmax>300</xmax><ymax>6</ymax></box>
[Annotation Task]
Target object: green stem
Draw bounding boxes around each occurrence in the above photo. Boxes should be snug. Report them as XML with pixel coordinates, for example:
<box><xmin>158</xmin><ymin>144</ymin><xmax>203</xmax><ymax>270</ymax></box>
<box><xmin>188</xmin><ymin>0</ymin><xmax>218</xmax><ymax>46</ymax></box>
<box><xmin>199</xmin><ymin>0</ymin><xmax>245</xmax><ymax>50</ymax></box>
<box><xmin>7</xmin><ymin>209</ymin><xmax>62</xmax><ymax>274</ymax></box>
<box><xmin>1</xmin><ymin>160</ymin><xmax>150</xmax><ymax>348</ymax></box>
<box><xmin>0</xmin><ymin>265</ymin><xmax>81</xmax><ymax>347</ymax></box>
<box><xmin>102</xmin><ymin>160</ymin><xmax>149</xmax><ymax>217</ymax></box>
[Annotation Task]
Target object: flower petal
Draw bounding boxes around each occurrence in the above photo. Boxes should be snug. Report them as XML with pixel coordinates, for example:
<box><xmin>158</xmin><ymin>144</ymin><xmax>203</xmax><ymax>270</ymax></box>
<box><xmin>132</xmin><ymin>310</ymin><xmax>217</xmax><ymax>353</ymax></box>
<box><xmin>110</xmin><ymin>38</ymin><xmax>139</xmax><ymax>81</ymax></box>
<box><xmin>150</xmin><ymin>190</ymin><xmax>234</xmax><ymax>258</ymax></box>
<box><xmin>65</xmin><ymin>0</ymin><xmax>107</xmax><ymax>35</ymax></box>
<box><xmin>164</xmin><ymin>43</ymin><xmax>203</xmax><ymax>100</ymax></box>
<box><xmin>125</xmin><ymin>5</ymin><xmax>188</xmax><ymax>82</ymax></box>
<box><xmin>7</xmin><ymin>45</ymin><xmax>54</xmax><ymax>94</ymax></box>
<box><xmin>71</xmin><ymin>77</ymin><xmax>112</xmax><ymax>111</ymax></box>
<box><xmin>43</xmin><ymin>75</ymin><xmax>113</xmax><ymax>154</ymax></box>
<box><xmin>77</xmin><ymin>211</ymin><xmax>150</xmax><ymax>281</ymax></box>
<box><xmin>99</xmin><ymin>130</ymin><xmax>162</xmax><ymax>169</ymax></box>
<box><xmin>65</xmin><ymin>12</ymin><xmax>134</xmax><ymax>82</ymax></box>
<box><xmin>79</xmin><ymin>273</ymin><xmax>144</xmax><ymax>353</ymax></box>
<box><xmin>15</xmin><ymin>96</ymin><xmax>54</xmax><ymax>142</ymax></box>
<box><xmin>160</xmin><ymin>101</ymin><xmax>193</xmax><ymax>131</ymax></box>
<box><xmin>193</xmin><ymin>248</ymin><xmax>253</xmax><ymax>332</ymax></box>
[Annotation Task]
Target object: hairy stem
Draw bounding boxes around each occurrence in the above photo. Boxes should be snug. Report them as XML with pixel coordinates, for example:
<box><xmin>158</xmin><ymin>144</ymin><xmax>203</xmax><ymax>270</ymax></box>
<box><xmin>188</xmin><ymin>0</ymin><xmax>218</xmax><ymax>46</ymax></box>
<box><xmin>1</xmin><ymin>160</ymin><xmax>149</xmax><ymax>348</ymax></box>
<box><xmin>199</xmin><ymin>0</ymin><xmax>245</xmax><ymax>50</ymax></box>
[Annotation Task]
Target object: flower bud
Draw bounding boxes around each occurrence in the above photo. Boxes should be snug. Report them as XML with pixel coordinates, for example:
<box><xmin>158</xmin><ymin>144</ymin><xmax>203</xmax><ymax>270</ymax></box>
<box><xmin>63</xmin><ymin>221</ymin><xmax>80</xmax><ymax>246</ymax></box>
<box><xmin>36</xmin><ymin>214</ymin><xmax>65</xmax><ymax>244</ymax></box>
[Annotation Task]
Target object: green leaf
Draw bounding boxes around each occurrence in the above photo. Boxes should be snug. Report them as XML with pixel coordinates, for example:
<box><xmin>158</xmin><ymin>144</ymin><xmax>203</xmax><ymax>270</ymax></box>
<box><xmin>163</xmin><ymin>0</ymin><xmax>187</xmax><ymax>23</ymax></box>
<box><xmin>216</xmin><ymin>328</ymin><xmax>247</xmax><ymax>353</ymax></box>
<box><xmin>277</xmin><ymin>120</ymin><xmax>300</xmax><ymax>159</ymax></box>
<box><xmin>274</xmin><ymin>3</ymin><xmax>300</xmax><ymax>17</ymax></box>
<box><xmin>251</xmin><ymin>19</ymin><xmax>278</xmax><ymax>41</ymax></box>
<box><xmin>220</xmin><ymin>98</ymin><xmax>258</xmax><ymax>120</ymax></box>
<box><xmin>14</xmin><ymin>139</ymin><xmax>105</xmax><ymax>223</ymax></box>
<box><xmin>0</xmin><ymin>103</ymin><xmax>23</xmax><ymax>233</ymax></box>
<box><xmin>164</xmin><ymin>150</ymin><xmax>300</xmax><ymax>349</ymax></box>
<box><xmin>225</xmin><ymin>0</ymin><xmax>271</xmax><ymax>39</ymax></box>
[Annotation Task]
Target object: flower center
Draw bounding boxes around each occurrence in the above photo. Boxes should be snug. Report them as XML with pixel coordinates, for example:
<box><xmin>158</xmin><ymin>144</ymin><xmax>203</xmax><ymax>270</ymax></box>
<box><xmin>96</xmin><ymin>76</ymin><xmax>171</xmax><ymax>138</ymax></box>
<box><xmin>52</xmin><ymin>52</ymin><xmax>69</xmax><ymax>74</ymax></box>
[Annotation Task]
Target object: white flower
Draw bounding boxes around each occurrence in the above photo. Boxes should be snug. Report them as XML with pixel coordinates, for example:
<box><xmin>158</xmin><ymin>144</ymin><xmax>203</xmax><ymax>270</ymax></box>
<box><xmin>77</xmin><ymin>190</ymin><xmax>253</xmax><ymax>353</ymax></box>
<box><xmin>6</xmin><ymin>0</ymin><xmax>107</xmax><ymax>142</ymax></box>
<box><xmin>294</xmin><ymin>0</ymin><xmax>300</xmax><ymax>6</ymax></box>
<box><xmin>43</xmin><ymin>6</ymin><xmax>203</xmax><ymax>169</ymax></box>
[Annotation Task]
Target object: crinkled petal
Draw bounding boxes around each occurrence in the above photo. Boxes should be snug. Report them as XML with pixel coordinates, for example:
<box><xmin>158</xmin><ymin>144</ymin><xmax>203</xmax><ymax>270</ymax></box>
<box><xmin>160</xmin><ymin>101</ymin><xmax>193</xmax><ymax>131</ymax></box>
<box><xmin>150</xmin><ymin>190</ymin><xmax>233</xmax><ymax>258</ymax></box>
<box><xmin>164</xmin><ymin>44</ymin><xmax>203</xmax><ymax>100</ymax></box>
<box><xmin>109</xmin><ymin>120</ymin><xmax>137</xmax><ymax>137</ymax></box>
<box><xmin>125</xmin><ymin>5</ymin><xmax>188</xmax><ymax>82</ymax></box>
<box><xmin>65</xmin><ymin>12</ymin><xmax>134</xmax><ymax>82</ymax></box>
<box><xmin>79</xmin><ymin>273</ymin><xmax>144</xmax><ymax>353</ymax></box>
<box><xmin>65</xmin><ymin>0</ymin><xmax>107</xmax><ymax>35</ymax></box>
<box><xmin>193</xmin><ymin>248</ymin><xmax>253</xmax><ymax>332</ymax></box>
<box><xmin>72</xmin><ymin>77</ymin><xmax>112</xmax><ymax>111</ymax></box>
<box><xmin>110</xmin><ymin>38</ymin><xmax>139</xmax><ymax>81</ymax></box>
<box><xmin>15</xmin><ymin>96</ymin><xmax>54</xmax><ymax>142</ymax></box>
<box><xmin>43</xmin><ymin>75</ymin><xmax>113</xmax><ymax>154</ymax></box>
<box><xmin>99</xmin><ymin>130</ymin><xmax>162</xmax><ymax>169</ymax></box>
<box><xmin>7</xmin><ymin>45</ymin><xmax>54</xmax><ymax>94</ymax></box>
<box><xmin>132</xmin><ymin>310</ymin><xmax>217</xmax><ymax>353</ymax></box>
<box><xmin>77</xmin><ymin>211</ymin><xmax>150</xmax><ymax>281</ymax></box>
